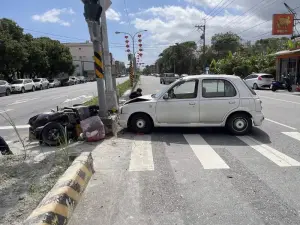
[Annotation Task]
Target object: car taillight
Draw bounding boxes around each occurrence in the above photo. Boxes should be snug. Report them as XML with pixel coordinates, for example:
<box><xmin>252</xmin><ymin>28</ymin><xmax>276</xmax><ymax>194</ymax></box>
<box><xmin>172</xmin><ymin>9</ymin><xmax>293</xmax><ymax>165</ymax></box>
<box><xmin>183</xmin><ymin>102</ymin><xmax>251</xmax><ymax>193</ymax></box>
<box><xmin>258</xmin><ymin>76</ymin><xmax>262</xmax><ymax>81</ymax></box>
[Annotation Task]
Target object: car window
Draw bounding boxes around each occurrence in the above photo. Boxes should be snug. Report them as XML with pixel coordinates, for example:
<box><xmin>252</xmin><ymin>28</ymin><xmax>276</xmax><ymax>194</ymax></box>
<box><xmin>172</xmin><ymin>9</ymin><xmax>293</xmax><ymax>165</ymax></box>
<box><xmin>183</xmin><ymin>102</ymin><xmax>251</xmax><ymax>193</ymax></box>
<box><xmin>244</xmin><ymin>75</ymin><xmax>251</xmax><ymax>80</ymax></box>
<box><xmin>252</xmin><ymin>75</ymin><xmax>258</xmax><ymax>78</ymax></box>
<box><xmin>12</xmin><ymin>80</ymin><xmax>23</xmax><ymax>84</ymax></box>
<box><xmin>261</xmin><ymin>75</ymin><xmax>274</xmax><ymax>79</ymax></box>
<box><xmin>202</xmin><ymin>79</ymin><xmax>237</xmax><ymax>98</ymax></box>
<box><xmin>33</xmin><ymin>79</ymin><xmax>41</xmax><ymax>82</ymax></box>
<box><xmin>0</xmin><ymin>81</ymin><xmax>6</xmax><ymax>85</ymax></box>
<box><xmin>168</xmin><ymin>80</ymin><xmax>198</xmax><ymax>99</ymax></box>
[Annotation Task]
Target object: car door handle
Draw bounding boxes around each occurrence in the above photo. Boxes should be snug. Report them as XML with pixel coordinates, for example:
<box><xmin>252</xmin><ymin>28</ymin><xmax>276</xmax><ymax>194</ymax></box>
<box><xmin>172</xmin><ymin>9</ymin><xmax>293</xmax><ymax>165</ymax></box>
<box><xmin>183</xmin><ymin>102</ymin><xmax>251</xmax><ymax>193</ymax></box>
<box><xmin>229</xmin><ymin>101</ymin><xmax>236</xmax><ymax>104</ymax></box>
<box><xmin>189</xmin><ymin>102</ymin><xmax>196</xmax><ymax>105</ymax></box>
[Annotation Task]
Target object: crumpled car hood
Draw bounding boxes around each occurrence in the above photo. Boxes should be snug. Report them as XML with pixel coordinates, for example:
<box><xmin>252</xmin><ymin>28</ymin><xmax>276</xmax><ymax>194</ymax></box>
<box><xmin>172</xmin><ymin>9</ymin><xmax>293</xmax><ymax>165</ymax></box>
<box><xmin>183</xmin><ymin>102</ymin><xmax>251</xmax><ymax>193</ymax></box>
<box><xmin>124</xmin><ymin>94</ymin><xmax>153</xmax><ymax>105</ymax></box>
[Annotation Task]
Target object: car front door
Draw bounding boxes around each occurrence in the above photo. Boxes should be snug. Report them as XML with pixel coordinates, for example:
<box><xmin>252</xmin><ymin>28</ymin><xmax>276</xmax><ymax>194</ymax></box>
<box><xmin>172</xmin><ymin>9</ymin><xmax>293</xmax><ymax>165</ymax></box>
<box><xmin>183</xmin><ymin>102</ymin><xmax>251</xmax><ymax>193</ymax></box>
<box><xmin>200</xmin><ymin>79</ymin><xmax>239</xmax><ymax>124</ymax></box>
<box><xmin>26</xmin><ymin>80</ymin><xmax>33</xmax><ymax>90</ymax></box>
<box><xmin>155</xmin><ymin>79</ymin><xmax>200</xmax><ymax>124</ymax></box>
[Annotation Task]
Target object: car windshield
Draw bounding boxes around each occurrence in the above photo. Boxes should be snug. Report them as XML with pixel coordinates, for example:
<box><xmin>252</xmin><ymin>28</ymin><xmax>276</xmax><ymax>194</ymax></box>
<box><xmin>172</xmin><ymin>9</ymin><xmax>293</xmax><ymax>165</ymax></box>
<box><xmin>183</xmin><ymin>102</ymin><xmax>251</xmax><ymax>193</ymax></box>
<box><xmin>33</xmin><ymin>79</ymin><xmax>41</xmax><ymax>82</ymax></box>
<box><xmin>12</xmin><ymin>80</ymin><xmax>23</xmax><ymax>84</ymax></box>
<box><xmin>48</xmin><ymin>79</ymin><xmax>54</xmax><ymax>83</ymax></box>
<box><xmin>152</xmin><ymin>81</ymin><xmax>177</xmax><ymax>98</ymax></box>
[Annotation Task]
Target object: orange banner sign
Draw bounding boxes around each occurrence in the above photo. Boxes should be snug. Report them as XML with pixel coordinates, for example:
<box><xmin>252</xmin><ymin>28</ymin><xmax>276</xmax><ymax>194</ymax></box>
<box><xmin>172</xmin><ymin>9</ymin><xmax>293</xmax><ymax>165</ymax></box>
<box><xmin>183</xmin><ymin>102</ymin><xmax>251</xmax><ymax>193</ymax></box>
<box><xmin>272</xmin><ymin>14</ymin><xmax>294</xmax><ymax>35</ymax></box>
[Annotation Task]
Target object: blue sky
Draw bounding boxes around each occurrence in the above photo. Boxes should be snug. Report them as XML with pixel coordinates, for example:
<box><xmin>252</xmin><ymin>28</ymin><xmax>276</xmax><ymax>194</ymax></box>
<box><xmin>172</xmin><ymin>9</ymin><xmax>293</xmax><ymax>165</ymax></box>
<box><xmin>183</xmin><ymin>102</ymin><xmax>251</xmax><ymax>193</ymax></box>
<box><xmin>1</xmin><ymin>0</ymin><xmax>297</xmax><ymax>65</ymax></box>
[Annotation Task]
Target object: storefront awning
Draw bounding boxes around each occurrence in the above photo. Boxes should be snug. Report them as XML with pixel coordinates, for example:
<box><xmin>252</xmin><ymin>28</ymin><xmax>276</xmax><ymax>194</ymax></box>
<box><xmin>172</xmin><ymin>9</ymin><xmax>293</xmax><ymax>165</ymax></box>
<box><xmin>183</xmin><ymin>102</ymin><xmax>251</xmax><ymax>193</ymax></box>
<box><xmin>274</xmin><ymin>48</ymin><xmax>300</xmax><ymax>56</ymax></box>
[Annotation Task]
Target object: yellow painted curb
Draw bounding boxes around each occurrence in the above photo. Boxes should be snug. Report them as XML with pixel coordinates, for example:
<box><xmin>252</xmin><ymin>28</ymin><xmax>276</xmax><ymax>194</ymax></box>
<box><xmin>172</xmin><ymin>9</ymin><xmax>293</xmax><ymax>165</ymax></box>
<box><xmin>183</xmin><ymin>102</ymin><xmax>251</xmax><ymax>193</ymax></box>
<box><xmin>23</xmin><ymin>152</ymin><xmax>94</xmax><ymax>225</ymax></box>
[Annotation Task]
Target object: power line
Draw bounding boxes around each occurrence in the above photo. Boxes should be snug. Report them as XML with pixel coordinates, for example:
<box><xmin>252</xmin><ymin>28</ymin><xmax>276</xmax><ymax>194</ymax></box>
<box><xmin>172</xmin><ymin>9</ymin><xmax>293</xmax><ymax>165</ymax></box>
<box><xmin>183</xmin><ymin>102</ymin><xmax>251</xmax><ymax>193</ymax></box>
<box><xmin>208</xmin><ymin>0</ymin><xmax>236</xmax><ymax>21</ymax></box>
<box><xmin>238</xmin><ymin>4</ymin><xmax>300</xmax><ymax>36</ymax></box>
<box><xmin>204</xmin><ymin>0</ymin><xmax>227</xmax><ymax>20</ymax></box>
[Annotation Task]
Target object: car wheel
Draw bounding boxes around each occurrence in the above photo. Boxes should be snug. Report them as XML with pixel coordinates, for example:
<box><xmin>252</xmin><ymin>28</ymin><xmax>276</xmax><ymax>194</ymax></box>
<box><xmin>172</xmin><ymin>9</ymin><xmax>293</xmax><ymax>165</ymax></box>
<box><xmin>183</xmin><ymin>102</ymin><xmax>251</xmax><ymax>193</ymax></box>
<box><xmin>129</xmin><ymin>113</ymin><xmax>153</xmax><ymax>134</ymax></box>
<box><xmin>32</xmin><ymin>86</ymin><xmax>35</xmax><ymax>92</ymax></box>
<box><xmin>41</xmin><ymin>123</ymin><xmax>66</xmax><ymax>146</ymax></box>
<box><xmin>253</xmin><ymin>83</ymin><xmax>258</xmax><ymax>90</ymax></box>
<box><xmin>5</xmin><ymin>89</ymin><xmax>11</xmax><ymax>96</ymax></box>
<box><xmin>226</xmin><ymin>113</ymin><xmax>252</xmax><ymax>136</ymax></box>
<box><xmin>21</xmin><ymin>87</ymin><xmax>25</xmax><ymax>94</ymax></box>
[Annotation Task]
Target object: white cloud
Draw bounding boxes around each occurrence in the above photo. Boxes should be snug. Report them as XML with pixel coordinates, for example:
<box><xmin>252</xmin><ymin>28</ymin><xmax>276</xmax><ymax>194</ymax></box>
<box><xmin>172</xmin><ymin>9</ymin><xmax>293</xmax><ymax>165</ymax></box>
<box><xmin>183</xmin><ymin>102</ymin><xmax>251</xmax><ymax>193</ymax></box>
<box><xmin>32</xmin><ymin>8</ymin><xmax>75</xmax><ymax>27</ymax></box>
<box><xmin>130</xmin><ymin>5</ymin><xmax>274</xmax><ymax>64</ymax></box>
<box><xmin>106</xmin><ymin>8</ymin><xmax>122</xmax><ymax>21</ymax></box>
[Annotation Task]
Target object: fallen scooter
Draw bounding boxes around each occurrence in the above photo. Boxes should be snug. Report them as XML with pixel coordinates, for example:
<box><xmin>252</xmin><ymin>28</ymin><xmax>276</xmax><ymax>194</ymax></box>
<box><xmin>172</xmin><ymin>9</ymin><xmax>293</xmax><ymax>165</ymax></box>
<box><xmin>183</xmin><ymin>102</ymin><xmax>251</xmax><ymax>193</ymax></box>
<box><xmin>28</xmin><ymin>105</ymin><xmax>100</xmax><ymax>146</ymax></box>
<box><xmin>271</xmin><ymin>75</ymin><xmax>292</xmax><ymax>92</ymax></box>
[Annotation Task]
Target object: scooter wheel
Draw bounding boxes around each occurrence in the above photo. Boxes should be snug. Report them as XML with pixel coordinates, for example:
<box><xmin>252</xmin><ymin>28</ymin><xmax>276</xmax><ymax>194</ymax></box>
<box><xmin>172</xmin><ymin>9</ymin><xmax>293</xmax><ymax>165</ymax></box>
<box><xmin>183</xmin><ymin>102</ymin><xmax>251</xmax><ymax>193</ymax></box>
<box><xmin>41</xmin><ymin>123</ymin><xmax>66</xmax><ymax>146</ymax></box>
<box><xmin>288</xmin><ymin>87</ymin><xmax>293</xmax><ymax>92</ymax></box>
<box><xmin>272</xmin><ymin>87</ymin><xmax>277</xmax><ymax>92</ymax></box>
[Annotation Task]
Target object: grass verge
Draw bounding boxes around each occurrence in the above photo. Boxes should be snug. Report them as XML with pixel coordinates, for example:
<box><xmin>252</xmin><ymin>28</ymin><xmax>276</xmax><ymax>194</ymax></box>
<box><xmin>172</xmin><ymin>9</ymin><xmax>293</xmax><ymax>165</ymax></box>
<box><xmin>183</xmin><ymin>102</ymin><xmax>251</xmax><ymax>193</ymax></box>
<box><xmin>84</xmin><ymin>79</ymin><xmax>131</xmax><ymax>106</ymax></box>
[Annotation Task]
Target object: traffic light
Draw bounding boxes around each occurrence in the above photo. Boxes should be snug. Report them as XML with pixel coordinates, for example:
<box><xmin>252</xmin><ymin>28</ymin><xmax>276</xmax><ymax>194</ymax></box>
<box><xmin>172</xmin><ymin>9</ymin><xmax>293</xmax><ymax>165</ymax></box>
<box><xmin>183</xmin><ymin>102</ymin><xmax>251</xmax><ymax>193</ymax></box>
<box><xmin>82</xmin><ymin>0</ymin><xmax>102</xmax><ymax>22</ymax></box>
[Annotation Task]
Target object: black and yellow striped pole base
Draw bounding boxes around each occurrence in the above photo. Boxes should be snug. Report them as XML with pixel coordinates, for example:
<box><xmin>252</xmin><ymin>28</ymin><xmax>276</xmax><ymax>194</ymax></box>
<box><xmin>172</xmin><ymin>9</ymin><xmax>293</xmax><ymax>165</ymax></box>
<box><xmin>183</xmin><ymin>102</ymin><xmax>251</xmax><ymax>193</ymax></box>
<box><xmin>93</xmin><ymin>51</ymin><xmax>104</xmax><ymax>79</ymax></box>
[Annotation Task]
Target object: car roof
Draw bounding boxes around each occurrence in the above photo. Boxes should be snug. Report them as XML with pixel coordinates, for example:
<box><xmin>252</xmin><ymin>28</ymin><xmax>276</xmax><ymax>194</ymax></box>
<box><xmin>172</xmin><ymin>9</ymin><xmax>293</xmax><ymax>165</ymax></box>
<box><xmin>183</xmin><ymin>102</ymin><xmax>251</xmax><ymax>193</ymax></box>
<box><xmin>183</xmin><ymin>74</ymin><xmax>241</xmax><ymax>80</ymax></box>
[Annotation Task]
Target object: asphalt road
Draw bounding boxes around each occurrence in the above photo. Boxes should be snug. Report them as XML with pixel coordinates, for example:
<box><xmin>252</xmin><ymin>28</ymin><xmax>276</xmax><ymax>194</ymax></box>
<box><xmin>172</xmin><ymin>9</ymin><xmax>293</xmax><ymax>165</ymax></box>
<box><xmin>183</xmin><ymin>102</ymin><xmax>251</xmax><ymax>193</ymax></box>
<box><xmin>69</xmin><ymin>76</ymin><xmax>300</xmax><ymax>225</ymax></box>
<box><xmin>0</xmin><ymin>77</ymin><xmax>129</xmax><ymax>142</ymax></box>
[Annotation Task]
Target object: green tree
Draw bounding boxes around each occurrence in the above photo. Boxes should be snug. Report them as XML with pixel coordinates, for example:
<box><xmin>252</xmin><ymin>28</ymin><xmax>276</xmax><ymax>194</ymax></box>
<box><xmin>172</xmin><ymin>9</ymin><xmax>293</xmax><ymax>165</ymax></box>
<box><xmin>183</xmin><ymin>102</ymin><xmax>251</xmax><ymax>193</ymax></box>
<box><xmin>211</xmin><ymin>32</ymin><xmax>241</xmax><ymax>58</ymax></box>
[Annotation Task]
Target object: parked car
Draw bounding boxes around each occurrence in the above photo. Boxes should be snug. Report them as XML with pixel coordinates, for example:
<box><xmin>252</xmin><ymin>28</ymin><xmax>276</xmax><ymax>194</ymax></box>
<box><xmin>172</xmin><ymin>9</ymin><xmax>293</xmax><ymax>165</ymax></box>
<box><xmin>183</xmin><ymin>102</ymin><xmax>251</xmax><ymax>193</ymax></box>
<box><xmin>11</xmin><ymin>79</ymin><xmax>35</xmax><ymax>93</ymax></box>
<box><xmin>243</xmin><ymin>73</ymin><xmax>274</xmax><ymax>90</ymax></box>
<box><xmin>69</xmin><ymin>76</ymin><xmax>80</xmax><ymax>84</ymax></box>
<box><xmin>61</xmin><ymin>77</ymin><xmax>77</xmax><ymax>86</ymax></box>
<box><xmin>49</xmin><ymin>79</ymin><xmax>61</xmax><ymax>88</ymax></box>
<box><xmin>160</xmin><ymin>73</ymin><xmax>179</xmax><ymax>84</ymax></box>
<box><xmin>33</xmin><ymin>78</ymin><xmax>50</xmax><ymax>90</ymax></box>
<box><xmin>78</xmin><ymin>76</ymin><xmax>87</xmax><ymax>83</ymax></box>
<box><xmin>0</xmin><ymin>80</ymin><xmax>12</xmax><ymax>96</ymax></box>
<box><xmin>119</xmin><ymin>75</ymin><xmax>264</xmax><ymax>135</ymax></box>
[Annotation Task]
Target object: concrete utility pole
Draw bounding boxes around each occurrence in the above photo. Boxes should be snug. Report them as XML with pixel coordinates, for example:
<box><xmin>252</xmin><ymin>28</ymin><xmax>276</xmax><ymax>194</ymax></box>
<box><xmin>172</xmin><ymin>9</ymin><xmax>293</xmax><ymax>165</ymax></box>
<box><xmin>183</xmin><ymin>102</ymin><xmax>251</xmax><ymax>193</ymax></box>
<box><xmin>82</xmin><ymin>0</ymin><xmax>107</xmax><ymax>117</ymax></box>
<box><xmin>100</xmin><ymin>0</ymin><xmax>118</xmax><ymax>111</ymax></box>
<box><xmin>195</xmin><ymin>20</ymin><xmax>206</xmax><ymax>73</ymax></box>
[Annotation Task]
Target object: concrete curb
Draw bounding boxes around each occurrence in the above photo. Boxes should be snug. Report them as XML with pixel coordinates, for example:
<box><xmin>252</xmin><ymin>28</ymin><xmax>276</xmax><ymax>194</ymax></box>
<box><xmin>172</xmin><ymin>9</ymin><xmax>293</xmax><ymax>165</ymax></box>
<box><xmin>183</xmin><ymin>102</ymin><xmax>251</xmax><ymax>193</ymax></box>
<box><xmin>23</xmin><ymin>152</ymin><xmax>95</xmax><ymax>225</ymax></box>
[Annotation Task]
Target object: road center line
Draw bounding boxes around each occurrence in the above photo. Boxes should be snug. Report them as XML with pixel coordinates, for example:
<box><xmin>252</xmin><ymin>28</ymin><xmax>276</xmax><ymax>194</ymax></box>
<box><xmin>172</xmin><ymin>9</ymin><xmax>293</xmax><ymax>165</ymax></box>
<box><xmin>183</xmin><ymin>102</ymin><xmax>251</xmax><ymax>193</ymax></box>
<box><xmin>129</xmin><ymin>135</ymin><xmax>154</xmax><ymax>172</ymax></box>
<box><xmin>265</xmin><ymin>118</ymin><xmax>297</xmax><ymax>130</ymax></box>
<box><xmin>237</xmin><ymin>136</ymin><xmax>300</xmax><ymax>167</ymax></box>
<box><xmin>260</xmin><ymin>96</ymin><xmax>300</xmax><ymax>105</ymax></box>
<box><xmin>0</xmin><ymin>125</ymin><xmax>30</xmax><ymax>130</ymax></box>
<box><xmin>184</xmin><ymin>134</ymin><xmax>229</xmax><ymax>169</ymax></box>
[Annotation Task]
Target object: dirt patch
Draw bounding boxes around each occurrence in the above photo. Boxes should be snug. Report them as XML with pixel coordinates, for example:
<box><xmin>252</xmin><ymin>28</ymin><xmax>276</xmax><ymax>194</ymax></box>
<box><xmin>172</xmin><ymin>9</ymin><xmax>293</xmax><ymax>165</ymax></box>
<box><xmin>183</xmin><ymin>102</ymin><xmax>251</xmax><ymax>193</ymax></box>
<box><xmin>0</xmin><ymin>152</ymin><xmax>70</xmax><ymax>225</ymax></box>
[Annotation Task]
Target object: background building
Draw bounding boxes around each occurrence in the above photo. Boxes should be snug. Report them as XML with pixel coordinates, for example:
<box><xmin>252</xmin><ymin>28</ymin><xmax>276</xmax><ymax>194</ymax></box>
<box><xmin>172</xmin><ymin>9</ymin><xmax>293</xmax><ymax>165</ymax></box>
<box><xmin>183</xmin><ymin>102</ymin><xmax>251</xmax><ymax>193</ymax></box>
<box><xmin>64</xmin><ymin>42</ymin><xmax>95</xmax><ymax>80</ymax></box>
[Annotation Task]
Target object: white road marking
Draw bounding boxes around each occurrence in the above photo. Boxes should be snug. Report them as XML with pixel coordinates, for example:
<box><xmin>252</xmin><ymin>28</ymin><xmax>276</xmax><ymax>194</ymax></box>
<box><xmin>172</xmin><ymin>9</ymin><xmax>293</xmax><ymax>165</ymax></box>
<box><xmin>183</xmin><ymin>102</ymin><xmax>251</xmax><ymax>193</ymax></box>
<box><xmin>238</xmin><ymin>136</ymin><xmax>300</xmax><ymax>167</ymax></box>
<box><xmin>260</xmin><ymin>96</ymin><xmax>300</xmax><ymax>105</ymax></box>
<box><xmin>52</xmin><ymin>95</ymin><xmax>67</xmax><ymax>100</ymax></box>
<box><xmin>6</xmin><ymin>98</ymin><xmax>39</xmax><ymax>106</ymax></box>
<box><xmin>282</xmin><ymin>132</ymin><xmax>300</xmax><ymax>142</ymax></box>
<box><xmin>0</xmin><ymin>125</ymin><xmax>30</xmax><ymax>130</ymax></box>
<box><xmin>0</xmin><ymin>109</ymin><xmax>13</xmax><ymax>114</ymax></box>
<box><xmin>63</xmin><ymin>95</ymin><xmax>93</xmax><ymax>103</ymax></box>
<box><xmin>183</xmin><ymin>134</ymin><xmax>229</xmax><ymax>169</ymax></box>
<box><xmin>129</xmin><ymin>135</ymin><xmax>154</xmax><ymax>172</ymax></box>
<box><xmin>265</xmin><ymin>118</ymin><xmax>297</xmax><ymax>130</ymax></box>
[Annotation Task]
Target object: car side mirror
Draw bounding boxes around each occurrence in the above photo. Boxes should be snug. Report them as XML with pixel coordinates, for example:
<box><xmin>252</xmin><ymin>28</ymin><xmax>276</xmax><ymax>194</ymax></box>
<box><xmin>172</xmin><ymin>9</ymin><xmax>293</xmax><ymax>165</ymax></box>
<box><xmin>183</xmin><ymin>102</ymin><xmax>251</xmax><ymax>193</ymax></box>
<box><xmin>163</xmin><ymin>93</ymin><xmax>169</xmax><ymax>100</ymax></box>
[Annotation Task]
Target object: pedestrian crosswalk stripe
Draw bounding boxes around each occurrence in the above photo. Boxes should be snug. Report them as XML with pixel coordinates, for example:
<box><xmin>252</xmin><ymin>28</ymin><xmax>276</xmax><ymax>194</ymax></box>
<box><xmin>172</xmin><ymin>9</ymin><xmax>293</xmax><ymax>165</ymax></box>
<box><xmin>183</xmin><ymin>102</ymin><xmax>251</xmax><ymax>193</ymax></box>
<box><xmin>129</xmin><ymin>135</ymin><xmax>154</xmax><ymax>172</ymax></box>
<box><xmin>282</xmin><ymin>132</ymin><xmax>300</xmax><ymax>142</ymax></box>
<box><xmin>237</xmin><ymin>136</ymin><xmax>300</xmax><ymax>167</ymax></box>
<box><xmin>183</xmin><ymin>134</ymin><xmax>230</xmax><ymax>170</ymax></box>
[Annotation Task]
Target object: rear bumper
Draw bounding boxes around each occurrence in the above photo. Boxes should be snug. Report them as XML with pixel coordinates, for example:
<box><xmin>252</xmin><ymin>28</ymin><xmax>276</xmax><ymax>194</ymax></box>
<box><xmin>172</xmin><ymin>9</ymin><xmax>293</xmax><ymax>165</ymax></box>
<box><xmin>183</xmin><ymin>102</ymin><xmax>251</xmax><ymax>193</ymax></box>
<box><xmin>252</xmin><ymin>112</ymin><xmax>264</xmax><ymax>126</ymax></box>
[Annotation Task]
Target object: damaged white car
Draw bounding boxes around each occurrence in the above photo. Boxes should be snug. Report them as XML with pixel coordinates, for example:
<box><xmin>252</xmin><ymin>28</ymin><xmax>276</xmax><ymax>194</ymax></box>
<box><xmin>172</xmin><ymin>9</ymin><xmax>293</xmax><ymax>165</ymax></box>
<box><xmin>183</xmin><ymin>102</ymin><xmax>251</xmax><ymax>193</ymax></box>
<box><xmin>119</xmin><ymin>75</ymin><xmax>264</xmax><ymax>135</ymax></box>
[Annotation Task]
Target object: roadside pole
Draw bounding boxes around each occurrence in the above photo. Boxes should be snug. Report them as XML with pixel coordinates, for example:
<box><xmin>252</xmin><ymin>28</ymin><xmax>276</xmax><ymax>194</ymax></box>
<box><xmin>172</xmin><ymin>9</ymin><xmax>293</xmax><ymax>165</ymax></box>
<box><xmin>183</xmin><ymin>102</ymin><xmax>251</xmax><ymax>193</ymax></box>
<box><xmin>87</xmin><ymin>21</ymin><xmax>107</xmax><ymax>117</ymax></box>
<box><xmin>129</xmin><ymin>60</ymin><xmax>134</xmax><ymax>87</ymax></box>
<box><xmin>100</xmin><ymin>0</ymin><xmax>118</xmax><ymax>111</ymax></box>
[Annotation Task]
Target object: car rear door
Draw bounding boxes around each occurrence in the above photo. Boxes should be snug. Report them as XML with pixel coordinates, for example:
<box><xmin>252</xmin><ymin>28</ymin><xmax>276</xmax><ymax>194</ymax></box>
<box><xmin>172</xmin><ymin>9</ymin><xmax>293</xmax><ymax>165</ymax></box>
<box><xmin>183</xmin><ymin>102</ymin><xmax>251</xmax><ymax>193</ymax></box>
<box><xmin>200</xmin><ymin>79</ymin><xmax>239</xmax><ymax>123</ymax></box>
